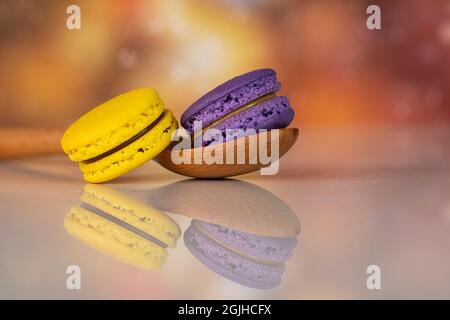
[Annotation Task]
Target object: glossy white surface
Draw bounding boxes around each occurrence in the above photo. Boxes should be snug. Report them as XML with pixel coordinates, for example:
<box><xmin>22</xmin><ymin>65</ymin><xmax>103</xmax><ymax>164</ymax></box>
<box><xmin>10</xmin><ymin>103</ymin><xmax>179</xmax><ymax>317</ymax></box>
<box><xmin>1</xmin><ymin>126</ymin><xmax>450</xmax><ymax>299</ymax></box>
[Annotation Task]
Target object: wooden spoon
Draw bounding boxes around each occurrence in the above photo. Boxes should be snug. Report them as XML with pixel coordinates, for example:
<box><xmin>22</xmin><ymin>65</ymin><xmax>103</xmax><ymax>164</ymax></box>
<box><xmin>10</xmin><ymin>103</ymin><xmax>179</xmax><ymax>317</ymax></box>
<box><xmin>0</xmin><ymin>127</ymin><xmax>299</xmax><ymax>179</ymax></box>
<box><xmin>155</xmin><ymin>128</ymin><xmax>299</xmax><ymax>178</ymax></box>
<box><xmin>0</xmin><ymin>127</ymin><xmax>63</xmax><ymax>158</ymax></box>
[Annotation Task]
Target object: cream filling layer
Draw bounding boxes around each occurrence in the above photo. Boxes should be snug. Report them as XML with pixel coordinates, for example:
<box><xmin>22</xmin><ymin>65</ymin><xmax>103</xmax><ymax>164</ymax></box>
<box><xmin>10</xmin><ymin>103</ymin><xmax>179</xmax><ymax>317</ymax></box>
<box><xmin>80</xmin><ymin>202</ymin><xmax>168</xmax><ymax>249</ymax></box>
<box><xmin>192</xmin><ymin>92</ymin><xmax>276</xmax><ymax>142</ymax></box>
<box><xmin>82</xmin><ymin>111</ymin><xmax>166</xmax><ymax>164</ymax></box>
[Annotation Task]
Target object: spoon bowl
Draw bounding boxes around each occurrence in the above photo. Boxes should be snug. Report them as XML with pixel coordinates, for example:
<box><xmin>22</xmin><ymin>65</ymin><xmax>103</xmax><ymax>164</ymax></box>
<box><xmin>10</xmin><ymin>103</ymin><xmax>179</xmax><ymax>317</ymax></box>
<box><xmin>155</xmin><ymin>128</ymin><xmax>299</xmax><ymax>178</ymax></box>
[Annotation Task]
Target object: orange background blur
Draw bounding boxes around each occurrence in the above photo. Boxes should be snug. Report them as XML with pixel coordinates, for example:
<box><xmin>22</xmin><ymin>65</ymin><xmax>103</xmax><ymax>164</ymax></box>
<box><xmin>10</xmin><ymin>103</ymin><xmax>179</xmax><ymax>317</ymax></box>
<box><xmin>0</xmin><ymin>0</ymin><xmax>448</xmax><ymax>130</ymax></box>
<box><xmin>0</xmin><ymin>1</ymin><xmax>450</xmax><ymax>300</ymax></box>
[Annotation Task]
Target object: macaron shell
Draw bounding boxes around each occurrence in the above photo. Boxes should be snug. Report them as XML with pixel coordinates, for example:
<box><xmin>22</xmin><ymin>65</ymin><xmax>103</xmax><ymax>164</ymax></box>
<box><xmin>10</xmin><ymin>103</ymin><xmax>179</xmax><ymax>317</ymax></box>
<box><xmin>64</xmin><ymin>207</ymin><xmax>168</xmax><ymax>271</ymax></box>
<box><xmin>61</xmin><ymin>88</ymin><xmax>164</xmax><ymax>162</ymax></box>
<box><xmin>194</xmin><ymin>220</ymin><xmax>297</xmax><ymax>264</ymax></box>
<box><xmin>202</xmin><ymin>96</ymin><xmax>294</xmax><ymax>146</ymax></box>
<box><xmin>82</xmin><ymin>184</ymin><xmax>181</xmax><ymax>248</ymax></box>
<box><xmin>184</xmin><ymin>223</ymin><xmax>284</xmax><ymax>289</ymax></box>
<box><xmin>181</xmin><ymin>69</ymin><xmax>280</xmax><ymax>133</ymax></box>
<box><xmin>79</xmin><ymin>110</ymin><xmax>177</xmax><ymax>183</ymax></box>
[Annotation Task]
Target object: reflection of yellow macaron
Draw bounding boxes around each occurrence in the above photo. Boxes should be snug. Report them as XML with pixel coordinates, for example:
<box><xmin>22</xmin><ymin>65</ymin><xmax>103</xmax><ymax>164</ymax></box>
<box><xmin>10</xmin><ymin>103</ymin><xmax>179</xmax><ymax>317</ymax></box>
<box><xmin>61</xmin><ymin>88</ymin><xmax>178</xmax><ymax>183</ymax></box>
<box><xmin>64</xmin><ymin>184</ymin><xmax>181</xmax><ymax>271</ymax></box>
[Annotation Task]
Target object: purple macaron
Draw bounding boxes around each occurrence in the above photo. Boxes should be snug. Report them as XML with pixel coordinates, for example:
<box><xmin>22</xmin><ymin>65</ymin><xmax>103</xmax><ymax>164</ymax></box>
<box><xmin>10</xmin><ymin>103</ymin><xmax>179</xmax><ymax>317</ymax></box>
<box><xmin>181</xmin><ymin>69</ymin><xmax>295</xmax><ymax>146</ymax></box>
<box><xmin>184</xmin><ymin>219</ymin><xmax>298</xmax><ymax>289</ymax></box>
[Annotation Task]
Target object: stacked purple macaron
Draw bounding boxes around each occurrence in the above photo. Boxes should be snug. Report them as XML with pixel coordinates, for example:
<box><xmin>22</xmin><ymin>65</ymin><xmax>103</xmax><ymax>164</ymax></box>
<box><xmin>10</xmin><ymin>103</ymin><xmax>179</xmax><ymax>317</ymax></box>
<box><xmin>184</xmin><ymin>220</ymin><xmax>298</xmax><ymax>289</ymax></box>
<box><xmin>180</xmin><ymin>69</ymin><xmax>295</xmax><ymax>146</ymax></box>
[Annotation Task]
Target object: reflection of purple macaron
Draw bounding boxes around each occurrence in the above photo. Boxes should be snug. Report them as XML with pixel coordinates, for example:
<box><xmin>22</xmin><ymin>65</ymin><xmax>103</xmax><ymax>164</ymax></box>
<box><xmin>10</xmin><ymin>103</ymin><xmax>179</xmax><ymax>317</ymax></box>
<box><xmin>181</xmin><ymin>69</ymin><xmax>295</xmax><ymax>146</ymax></box>
<box><xmin>184</xmin><ymin>220</ymin><xmax>298</xmax><ymax>289</ymax></box>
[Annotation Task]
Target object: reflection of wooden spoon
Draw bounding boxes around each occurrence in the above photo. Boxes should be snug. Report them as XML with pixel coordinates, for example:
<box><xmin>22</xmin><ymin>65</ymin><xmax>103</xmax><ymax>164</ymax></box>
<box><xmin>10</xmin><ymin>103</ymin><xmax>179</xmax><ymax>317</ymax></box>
<box><xmin>155</xmin><ymin>128</ymin><xmax>299</xmax><ymax>178</ymax></box>
<box><xmin>146</xmin><ymin>179</ymin><xmax>301</xmax><ymax>238</ymax></box>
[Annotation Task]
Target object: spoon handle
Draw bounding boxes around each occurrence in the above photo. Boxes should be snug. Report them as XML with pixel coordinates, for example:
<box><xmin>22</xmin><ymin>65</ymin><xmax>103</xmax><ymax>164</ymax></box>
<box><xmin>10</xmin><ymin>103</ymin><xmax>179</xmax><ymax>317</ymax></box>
<box><xmin>0</xmin><ymin>127</ymin><xmax>63</xmax><ymax>158</ymax></box>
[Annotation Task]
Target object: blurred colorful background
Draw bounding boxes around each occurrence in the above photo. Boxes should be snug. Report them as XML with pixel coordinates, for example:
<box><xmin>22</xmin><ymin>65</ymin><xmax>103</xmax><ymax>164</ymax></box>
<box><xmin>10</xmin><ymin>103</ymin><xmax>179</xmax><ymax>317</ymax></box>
<box><xmin>0</xmin><ymin>0</ymin><xmax>449</xmax><ymax>170</ymax></box>
<box><xmin>0</xmin><ymin>0</ymin><xmax>448</xmax><ymax>129</ymax></box>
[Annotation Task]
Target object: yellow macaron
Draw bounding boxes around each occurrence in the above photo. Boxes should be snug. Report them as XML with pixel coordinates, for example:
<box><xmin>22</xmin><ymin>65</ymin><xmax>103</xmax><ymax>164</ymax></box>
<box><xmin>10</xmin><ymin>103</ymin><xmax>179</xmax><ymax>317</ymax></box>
<box><xmin>61</xmin><ymin>88</ymin><xmax>178</xmax><ymax>183</ymax></box>
<box><xmin>64</xmin><ymin>184</ymin><xmax>181</xmax><ymax>270</ymax></box>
